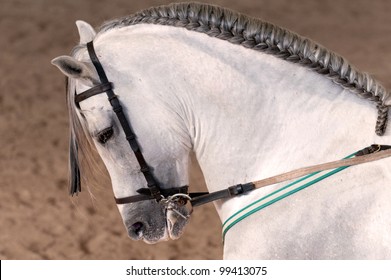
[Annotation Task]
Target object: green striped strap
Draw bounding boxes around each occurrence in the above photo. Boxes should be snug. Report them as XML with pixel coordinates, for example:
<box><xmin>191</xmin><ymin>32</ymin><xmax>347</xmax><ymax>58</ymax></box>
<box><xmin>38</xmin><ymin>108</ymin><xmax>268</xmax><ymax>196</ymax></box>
<box><xmin>222</xmin><ymin>152</ymin><xmax>357</xmax><ymax>242</ymax></box>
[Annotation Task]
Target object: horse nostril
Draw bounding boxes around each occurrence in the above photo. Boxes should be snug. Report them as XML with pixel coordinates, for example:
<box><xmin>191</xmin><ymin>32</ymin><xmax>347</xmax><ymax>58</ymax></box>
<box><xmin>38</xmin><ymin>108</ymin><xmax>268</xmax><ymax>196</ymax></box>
<box><xmin>132</xmin><ymin>222</ymin><xmax>144</xmax><ymax>236</ymax></box>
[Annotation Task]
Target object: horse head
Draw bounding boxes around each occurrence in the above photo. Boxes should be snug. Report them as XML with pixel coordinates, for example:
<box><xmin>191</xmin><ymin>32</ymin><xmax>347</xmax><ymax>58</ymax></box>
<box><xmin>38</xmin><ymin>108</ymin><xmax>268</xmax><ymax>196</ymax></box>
<box><xmin>52</xmin><ymin>21</ymin><xmax>192</xmax><ymax>244</ymax></box>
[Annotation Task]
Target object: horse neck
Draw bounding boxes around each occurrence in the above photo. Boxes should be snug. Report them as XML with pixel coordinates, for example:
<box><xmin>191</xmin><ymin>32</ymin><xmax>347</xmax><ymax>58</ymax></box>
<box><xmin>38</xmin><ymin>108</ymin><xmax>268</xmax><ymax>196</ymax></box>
<box><xmin>155</xmin><ymin>30</ymin><xmax>388</xmax><ymax>222</ymax></box>
<box><xmin>189</xmin><ymin>52</ymin><xmax>386</xmax><ymax>213</ymax></box>
<box><xmin>95</xmin><ymin>25</ymin><xmax>387</xmax><ymax>219</ymax></box>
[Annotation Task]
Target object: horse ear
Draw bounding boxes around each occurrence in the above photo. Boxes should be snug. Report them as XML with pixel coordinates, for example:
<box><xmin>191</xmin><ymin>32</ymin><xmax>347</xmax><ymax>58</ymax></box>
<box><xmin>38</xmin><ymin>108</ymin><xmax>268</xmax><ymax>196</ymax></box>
<box><xmin>76</xmin><ymin>20</ymin><xmax>96</xmax><ymax>44</ymax></box>
<box><xmin>51</xmin><ymin>56</ymin><xmax>95</xmax><ymax>81</ymax></box>
<box><xmin>384</xmin><ymin>96</ymin><xmax>391</xmax><ymax>107</ymax></box>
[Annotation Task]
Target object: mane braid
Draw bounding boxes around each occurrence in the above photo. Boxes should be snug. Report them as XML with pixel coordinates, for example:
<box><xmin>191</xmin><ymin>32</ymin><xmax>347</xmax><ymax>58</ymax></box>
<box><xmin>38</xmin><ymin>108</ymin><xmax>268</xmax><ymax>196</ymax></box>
<box><xmin>99</xmin><ymin>2</ymin><xmax>390</xmax><ymax>135</ymax></box>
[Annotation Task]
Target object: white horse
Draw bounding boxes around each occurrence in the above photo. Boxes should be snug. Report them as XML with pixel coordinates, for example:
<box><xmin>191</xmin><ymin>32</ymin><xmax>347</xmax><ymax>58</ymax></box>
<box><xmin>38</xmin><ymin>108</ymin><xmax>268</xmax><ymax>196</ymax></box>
<box><xmin>52</xmin><ymin>3</ymin><xmax>391</xmax><ymax>259</ymax></box>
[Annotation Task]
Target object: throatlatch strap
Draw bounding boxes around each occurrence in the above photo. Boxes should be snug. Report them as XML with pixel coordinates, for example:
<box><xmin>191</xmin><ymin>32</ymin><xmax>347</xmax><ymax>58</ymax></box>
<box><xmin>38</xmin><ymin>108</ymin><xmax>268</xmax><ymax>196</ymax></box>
<box><xmin>85</xmin><ymin>41</ymin><xmax>162</xmax><ymax>201</ymax></box>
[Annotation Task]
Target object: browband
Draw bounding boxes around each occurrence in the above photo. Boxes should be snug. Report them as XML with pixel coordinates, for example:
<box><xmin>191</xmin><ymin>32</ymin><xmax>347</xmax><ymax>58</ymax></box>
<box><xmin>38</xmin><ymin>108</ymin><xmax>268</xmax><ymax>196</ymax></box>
<box><xmin>75</xmin><ymin>82</ymin><xmax>113</xmax><ymax>103</ymax></box>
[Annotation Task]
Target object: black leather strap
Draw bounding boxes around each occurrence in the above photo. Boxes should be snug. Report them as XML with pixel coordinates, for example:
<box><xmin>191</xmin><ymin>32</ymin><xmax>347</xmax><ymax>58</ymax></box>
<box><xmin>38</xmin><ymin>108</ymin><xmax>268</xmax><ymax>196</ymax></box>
<box><xmin>190</xmin><ymin>183</ymin><xmax>256</xmax><ymax>207</ymax></box>
<box><xmin>355</xmin><ymin>144</ymin><xmax>391</xmax><ymax>157</ymax></box>
<box><xmin>75</xmin><ymin>82</ymin><xmax>113</xmax><ymax>103</ymax></box>
<box><xmin>84</xmin><ymin>41</ymin><xmax>162</xmax><ymax>201</ymax></box>
<box><xmin>115</xmin><ymin>186</ymin><xmax>189</xmax><ymax>204</ymax></box>
<box><xmin>75</xmin><ymin>41</ymin><xmax>256</xmax><ymax>206</ymax></box>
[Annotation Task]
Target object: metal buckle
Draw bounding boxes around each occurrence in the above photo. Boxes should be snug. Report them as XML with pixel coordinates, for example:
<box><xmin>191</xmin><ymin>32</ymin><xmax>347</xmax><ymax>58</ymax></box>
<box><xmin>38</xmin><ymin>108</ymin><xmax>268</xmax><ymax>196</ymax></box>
<box><xmin>373</xmin><ymin>144</ymin><xmax>382</xmax><ymax>153</ymax></box>
<box><xmin>160</xmin><ymin>193</ymin><xmax>193</xmax><ymax>220</ymax></box>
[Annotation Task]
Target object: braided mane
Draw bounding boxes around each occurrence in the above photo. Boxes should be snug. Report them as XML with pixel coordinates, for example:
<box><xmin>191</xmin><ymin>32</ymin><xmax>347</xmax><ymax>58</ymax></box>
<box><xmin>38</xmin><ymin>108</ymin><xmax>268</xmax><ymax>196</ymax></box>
<box><xmin>98</xmin><ymin>2</ymin><xmax>390</xmax><ymax>135</ymax></box>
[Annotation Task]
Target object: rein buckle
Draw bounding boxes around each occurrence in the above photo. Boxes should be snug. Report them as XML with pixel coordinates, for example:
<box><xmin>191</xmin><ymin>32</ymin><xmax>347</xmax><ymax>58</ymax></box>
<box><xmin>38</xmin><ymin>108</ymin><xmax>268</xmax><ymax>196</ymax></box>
<box><xmin>160</xmin><ymin>193</ymin><xmax>193</xmax><ymax>220</ymax></box>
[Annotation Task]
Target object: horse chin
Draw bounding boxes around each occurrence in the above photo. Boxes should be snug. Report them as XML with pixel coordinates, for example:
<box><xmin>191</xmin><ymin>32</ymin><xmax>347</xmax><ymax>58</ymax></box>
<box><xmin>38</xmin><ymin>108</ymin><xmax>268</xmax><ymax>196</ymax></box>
<box><xmin>142</xmin><ymin>231</ymin><xmax>170</xmax><ymax>244</ymax></box>
<box><xmin>140</xmin><ymin>212</ymin><xmax>188</xmax><ymax>243</ymax></box>
<box><xmin>122</xmin><ymin>202</ymin><xmax>190</xmax><ymax>243</ymax></box>
<box><xmin>138</xmin><ymin>222</ymin><xmax>183</xmax><ymax>244</ymax></box>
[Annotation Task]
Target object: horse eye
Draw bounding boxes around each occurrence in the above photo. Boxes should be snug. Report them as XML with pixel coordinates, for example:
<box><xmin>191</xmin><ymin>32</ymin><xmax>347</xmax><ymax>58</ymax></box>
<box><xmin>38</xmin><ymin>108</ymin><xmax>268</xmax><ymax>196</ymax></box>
<box><xmin>96</xmin><ymin>127</ymin><xmax>114</xmax><ymax>144</ymax></box>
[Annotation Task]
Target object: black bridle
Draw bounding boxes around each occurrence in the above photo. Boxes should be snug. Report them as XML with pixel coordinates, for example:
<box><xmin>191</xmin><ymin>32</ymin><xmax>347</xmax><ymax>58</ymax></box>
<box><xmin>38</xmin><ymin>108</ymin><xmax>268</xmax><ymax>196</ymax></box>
<box><xmin>75</xmin><ymin>41</ymin><xmax>190</xmax><ymax>204</ymax></box>
<box><xmin>72</xmin><ymin>41</ymin><xmax>256</xmax><ymax>207</ymax></box>
<box><xmin>70</xmin><ymin>41</ymin><xmax>391</xmax><ymax>210</ymax></box>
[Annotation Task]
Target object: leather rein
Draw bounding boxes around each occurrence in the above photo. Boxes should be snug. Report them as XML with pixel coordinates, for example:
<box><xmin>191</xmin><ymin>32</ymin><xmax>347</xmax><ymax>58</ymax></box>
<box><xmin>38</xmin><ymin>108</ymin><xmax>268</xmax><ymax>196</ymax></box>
<box><xmin>74</xmin><ymin>41</ymin><xmax>391</xmax><ymax>209</ymax></box>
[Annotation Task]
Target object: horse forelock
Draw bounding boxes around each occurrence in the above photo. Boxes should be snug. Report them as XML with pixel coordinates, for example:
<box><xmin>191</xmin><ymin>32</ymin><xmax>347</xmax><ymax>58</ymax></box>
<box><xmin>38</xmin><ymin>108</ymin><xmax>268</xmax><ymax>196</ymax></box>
<box><xmin>96</xmin><ymin>2</ymin><xmax>389</xmax><ymax>135</ymax></box>
<box><xmin>66</xmin><ymin>46</ymin><xmax>104</xmax><ymax>195</ymax></box>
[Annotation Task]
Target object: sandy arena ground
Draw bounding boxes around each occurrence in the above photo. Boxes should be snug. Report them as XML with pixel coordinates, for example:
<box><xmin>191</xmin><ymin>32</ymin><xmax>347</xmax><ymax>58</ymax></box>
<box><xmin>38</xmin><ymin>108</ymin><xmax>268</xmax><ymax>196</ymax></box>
<box><xmin>1</xmin><ymin>0</ymin><xmax>390</xmax><ymax>259</ymax></box>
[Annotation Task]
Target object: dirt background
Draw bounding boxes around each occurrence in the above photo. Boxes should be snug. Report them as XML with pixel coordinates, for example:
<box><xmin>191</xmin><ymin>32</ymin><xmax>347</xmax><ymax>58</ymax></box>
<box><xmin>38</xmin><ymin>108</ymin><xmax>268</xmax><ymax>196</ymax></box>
<box><xmin>1</xmin><ymin>0</ymin><xmax>390</xmax><ymax>260</ymax></box>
